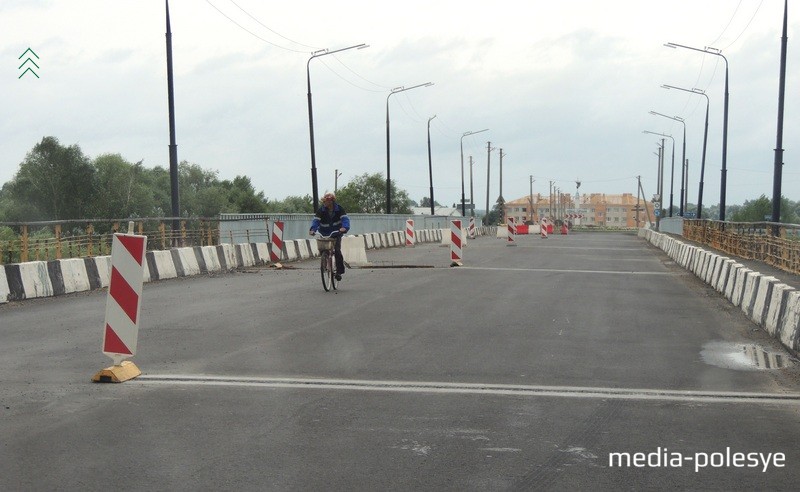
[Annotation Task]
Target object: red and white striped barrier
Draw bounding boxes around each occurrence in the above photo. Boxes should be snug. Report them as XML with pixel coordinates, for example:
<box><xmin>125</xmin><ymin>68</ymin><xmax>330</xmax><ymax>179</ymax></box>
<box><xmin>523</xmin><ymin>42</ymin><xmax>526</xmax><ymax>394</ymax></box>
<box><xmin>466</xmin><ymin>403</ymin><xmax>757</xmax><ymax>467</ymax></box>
<box><xmin>540</xmin><ymin>218</ymin><xmax>548</xmax><ymax>239</ymax></box>
<box><xmin>450</xmin><ymin>219</ymin><xmax>463</xmax><ymax>266</ymax></box>
<box><xmin>507</xmin><ymin>217</ymin><xmax>517</xmax><ymax>246</ymax></box>
<box><xmin>405</xmin><ymin>219</ymin><xmax>415</xmax><ymax>247</ymax></box>
<box><xmin>270</xmin><ymin>220</ymin><xmax>284</xmax><ymax>263</ymax></box>
<box><xmin>468</xmin><ymin>217</ymin><xmax>476</xmax><ymax>239</ymax></box>
<box><xmin>94</xmin><ymin>231</ymin><xmax>147</xmax><ymax>382</ymax></box>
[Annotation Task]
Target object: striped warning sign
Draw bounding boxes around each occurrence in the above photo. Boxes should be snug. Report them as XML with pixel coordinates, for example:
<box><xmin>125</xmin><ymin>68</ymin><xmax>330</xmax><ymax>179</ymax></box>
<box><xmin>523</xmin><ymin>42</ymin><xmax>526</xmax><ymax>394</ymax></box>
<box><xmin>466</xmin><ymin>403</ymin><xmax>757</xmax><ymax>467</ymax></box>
<box><xmin>450</xmin><ymin>219</ymin><xmax>463</xmax><ymax>264</ymax></box>
<box><xmin>102</xmin><ymin>233</ymin><xmax>147</xmax><ymax>365</ymax></box>
<box><xmin>270</xmin><ymin>220</ymin><xmax>284</xmax><ymax>263</ymax></box>
<box><xmin>405</xmin><ymin>219</ymin><xmax>415</xmax><ymax>247</ymax></box>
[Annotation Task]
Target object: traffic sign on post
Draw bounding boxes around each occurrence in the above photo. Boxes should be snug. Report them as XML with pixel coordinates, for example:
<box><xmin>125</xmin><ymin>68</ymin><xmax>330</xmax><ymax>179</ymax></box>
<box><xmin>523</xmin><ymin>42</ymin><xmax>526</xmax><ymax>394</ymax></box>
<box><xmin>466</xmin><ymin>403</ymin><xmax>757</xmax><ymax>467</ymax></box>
<box><xmin>93</xmin><ymin>228</ymin><xmax>147</xmax><ymax>383</ymax></box>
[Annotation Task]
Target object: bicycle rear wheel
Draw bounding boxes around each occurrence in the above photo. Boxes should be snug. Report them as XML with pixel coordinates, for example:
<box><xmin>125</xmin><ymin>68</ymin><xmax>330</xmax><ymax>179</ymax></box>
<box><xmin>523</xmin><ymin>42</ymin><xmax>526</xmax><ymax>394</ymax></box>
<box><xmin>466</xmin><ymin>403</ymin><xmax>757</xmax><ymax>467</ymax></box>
<box><xmin>320</xmin><ymin>252</ymin><xmax>332</xmax><ymax>291</ymax></box>
<box><xmin>330</xmin><ymin>257</ymin><xmax>337</xmax><ymax>290</ymax></box>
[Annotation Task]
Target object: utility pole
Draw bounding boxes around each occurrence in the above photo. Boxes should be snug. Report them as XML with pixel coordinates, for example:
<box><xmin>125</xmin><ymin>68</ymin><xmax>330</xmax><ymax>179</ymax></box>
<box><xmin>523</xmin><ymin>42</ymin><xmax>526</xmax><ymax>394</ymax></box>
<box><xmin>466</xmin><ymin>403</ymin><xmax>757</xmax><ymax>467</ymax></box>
<box><xmin>529</xmin><ymin>175</ymin><xmax>534</xmax><ymax>223</ymax></box>
<box><xmin>484</xmin><ymin>142</ymin><xmax>494</xmax><ymax>224</ymax></box>
<box><xmin>636</xmin><ymin>175</ymin><xmax>641</xmax><ymax>227</ymax></box>
<box><xmin>469</xmin><ymin>156</ymin><xmax>475</xmax><ymax>217</ymax></box>
<box><xmin>772</xmin><ymin>0</ymin><xmax>788</xmax><ymax>234</ymax></box>
<box><xmin>498</xmin><ymin>149</ymin><xmax>505</xmax><ymax>223</ymax></box>
<box><xmin>165</xmin><ymin>0</ymin><xmax>180</xmax><ymax>240</ymax></box>
<box><xmin>334</xmin><ymin>169</ymin><xmax>343</xmax><ymax>193</ymax></box>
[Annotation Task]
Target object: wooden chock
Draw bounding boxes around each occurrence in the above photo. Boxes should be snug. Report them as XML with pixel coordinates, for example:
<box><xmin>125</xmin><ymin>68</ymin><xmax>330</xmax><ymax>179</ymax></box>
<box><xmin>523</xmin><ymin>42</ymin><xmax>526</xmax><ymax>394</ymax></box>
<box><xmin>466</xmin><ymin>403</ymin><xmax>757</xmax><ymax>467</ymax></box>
<box><xmin>92</xmin><ymin>361</ymin><xmax>141</xmax><ymax>383</ymax></box>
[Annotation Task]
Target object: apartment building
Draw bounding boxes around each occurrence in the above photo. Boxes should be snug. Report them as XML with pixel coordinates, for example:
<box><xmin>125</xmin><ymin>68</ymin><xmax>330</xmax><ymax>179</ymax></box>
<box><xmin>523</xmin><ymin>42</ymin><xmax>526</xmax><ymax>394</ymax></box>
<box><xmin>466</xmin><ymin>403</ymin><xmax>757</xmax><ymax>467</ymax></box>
<box><xmin>503</xmin><ymin>193</ymin><xmax>655</xmax><ymax>228</ymax></box>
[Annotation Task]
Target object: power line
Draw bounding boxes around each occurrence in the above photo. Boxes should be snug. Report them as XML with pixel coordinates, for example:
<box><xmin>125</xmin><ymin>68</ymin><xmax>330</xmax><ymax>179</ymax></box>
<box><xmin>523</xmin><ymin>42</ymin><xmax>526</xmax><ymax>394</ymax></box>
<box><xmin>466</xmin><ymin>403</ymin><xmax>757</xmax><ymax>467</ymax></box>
<box><xmin>723</xmin><ymin>0</ymin><xmax>766</xmax><ymax>50</ymax></box>
<box><xmin>204</xmin><ymin>0</ymin><xmax>308</xmax><ymax>53</ymax></box>
<box><xmin>227</xmin><ymin>0</ymin><xmax>318</xmax><ymax>50</ymax></box>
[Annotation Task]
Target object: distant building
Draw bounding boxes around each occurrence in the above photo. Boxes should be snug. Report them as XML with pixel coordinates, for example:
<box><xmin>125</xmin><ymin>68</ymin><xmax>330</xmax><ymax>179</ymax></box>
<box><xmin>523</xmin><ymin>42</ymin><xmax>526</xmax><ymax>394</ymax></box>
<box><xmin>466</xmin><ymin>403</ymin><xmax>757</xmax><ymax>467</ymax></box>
<box><xmin>503</xmin><ymin>193</ymin><xmax>655</xmax><ymax>228</ymax></box>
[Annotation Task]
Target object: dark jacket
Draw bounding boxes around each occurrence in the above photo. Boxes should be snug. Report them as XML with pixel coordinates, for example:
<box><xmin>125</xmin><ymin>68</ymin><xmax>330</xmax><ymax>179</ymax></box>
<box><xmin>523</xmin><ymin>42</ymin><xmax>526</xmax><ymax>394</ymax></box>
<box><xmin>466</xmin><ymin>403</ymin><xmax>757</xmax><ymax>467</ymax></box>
<box><xmin>310</xmin><ymin>204</ymin><xmax>350</xmax><ymax>236</ymax></box>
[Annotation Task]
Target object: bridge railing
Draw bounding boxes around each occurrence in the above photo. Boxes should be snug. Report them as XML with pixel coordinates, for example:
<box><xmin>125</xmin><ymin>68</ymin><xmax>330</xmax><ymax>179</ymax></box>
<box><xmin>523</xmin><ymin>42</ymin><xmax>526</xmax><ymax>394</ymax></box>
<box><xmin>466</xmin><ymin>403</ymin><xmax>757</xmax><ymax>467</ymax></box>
<box><xmin>683</xmin><ymin>219</ymin><xmax>800</xmax><ymax>276</ymax></box>
<box><xmin>0</xmin><ymin>213</ymin><xmax>468</xmax><ymax>265</ymax></box>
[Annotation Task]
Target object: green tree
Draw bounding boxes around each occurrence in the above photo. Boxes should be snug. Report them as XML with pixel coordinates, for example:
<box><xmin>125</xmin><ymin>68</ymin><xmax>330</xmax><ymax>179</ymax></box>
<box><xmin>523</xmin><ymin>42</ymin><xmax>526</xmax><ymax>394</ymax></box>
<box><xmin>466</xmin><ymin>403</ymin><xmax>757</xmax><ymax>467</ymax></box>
<box><xmin>4</xmin><ymin>136</ymin><xmax>96</xmax><ymax>220</ymax></box>
<box><xmin>93</xmin><ymin>154</ymin><xmax>159</xmax><ymax>218</ymax></box>
<box><xmin>266</xmin><ymin>195</ymin><xmax>313</xmax><ymax>213</ymax></box>
<box><xmin>731</xmin><ymin>195</ymin><xmax>797</xmax><ymax>223</ymax></box>
<box><xmin>419</xmin><ymin>197</ymin><xmax>440</xmax><ymax>208</ymax></box>
<box><xmin>222</xmin><ymin>176</ymin><xmax>267</xmax><ymax>213</ymax></box>
<box><xmin>336</xmin><ymin>172</ymin><xmax>412</xmax><ymax>214</ymax></box>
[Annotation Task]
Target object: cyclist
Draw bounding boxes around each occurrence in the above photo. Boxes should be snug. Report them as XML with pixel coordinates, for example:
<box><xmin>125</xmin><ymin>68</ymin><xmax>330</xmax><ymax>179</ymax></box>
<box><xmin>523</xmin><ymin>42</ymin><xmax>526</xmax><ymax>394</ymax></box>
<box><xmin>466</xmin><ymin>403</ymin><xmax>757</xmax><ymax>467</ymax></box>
<box><xmin>309</xmin><ymin>192</ymin><xmax>350</xmax><ymax>280</ymax></box>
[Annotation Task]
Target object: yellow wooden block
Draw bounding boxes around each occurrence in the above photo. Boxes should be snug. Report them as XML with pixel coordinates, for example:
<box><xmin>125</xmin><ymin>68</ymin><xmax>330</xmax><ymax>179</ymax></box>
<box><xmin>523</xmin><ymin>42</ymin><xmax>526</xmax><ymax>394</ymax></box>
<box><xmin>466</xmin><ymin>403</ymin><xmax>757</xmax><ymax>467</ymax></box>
<box><xmin>92</xmin><ymin>361</ymin><xmax>141</xmax><ymax>383</ymax></box>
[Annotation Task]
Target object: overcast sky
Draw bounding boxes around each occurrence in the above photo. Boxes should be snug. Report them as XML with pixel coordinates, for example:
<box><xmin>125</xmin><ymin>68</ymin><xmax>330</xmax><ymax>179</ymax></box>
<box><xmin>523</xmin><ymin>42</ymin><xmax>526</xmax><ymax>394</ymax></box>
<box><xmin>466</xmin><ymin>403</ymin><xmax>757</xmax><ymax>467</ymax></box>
<box><xmin>2</xmin><ymin>0</ymin><xmax>798</xmax><ymax>212</ymax></box>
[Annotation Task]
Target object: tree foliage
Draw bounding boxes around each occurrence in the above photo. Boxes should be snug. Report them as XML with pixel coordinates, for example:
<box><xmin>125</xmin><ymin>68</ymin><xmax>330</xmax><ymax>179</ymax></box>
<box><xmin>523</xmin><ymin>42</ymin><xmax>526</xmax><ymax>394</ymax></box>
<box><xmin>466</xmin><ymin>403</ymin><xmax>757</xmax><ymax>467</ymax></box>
<box><xmin>336</xmin><ymin>172</ymin><xmax>412</xmax><ymax>214</ymax></box>
<box><xmin>0</xmin><ymin>138</ymin><xmax>457</xmax><ymax>222</ymax></box>
<box><xmin>730</xmin><ymin>194</ymin><xmax>798</xmax><ymax>224</ymax></box>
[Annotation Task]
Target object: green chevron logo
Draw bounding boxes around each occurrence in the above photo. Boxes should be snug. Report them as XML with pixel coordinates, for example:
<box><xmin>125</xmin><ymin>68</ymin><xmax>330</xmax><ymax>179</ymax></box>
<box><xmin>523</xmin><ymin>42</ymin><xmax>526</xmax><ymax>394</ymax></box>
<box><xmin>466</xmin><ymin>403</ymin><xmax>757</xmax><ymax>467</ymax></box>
<box><xmin>18</xmin><ymin>48</ymin><xmax>39</xmax><ymax>79</ymax></box>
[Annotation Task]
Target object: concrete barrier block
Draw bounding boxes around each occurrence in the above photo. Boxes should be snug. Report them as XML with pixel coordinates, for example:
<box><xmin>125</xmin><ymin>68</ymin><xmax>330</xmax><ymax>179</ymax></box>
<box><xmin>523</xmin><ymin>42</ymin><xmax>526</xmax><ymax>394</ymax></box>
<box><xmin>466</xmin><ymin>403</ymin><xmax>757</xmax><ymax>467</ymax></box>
<box><xmin>296</xmin><ymin>240</ymin><xmax>311</xmax><ymax>260</ymax></box>
<box><xmin>0</xmin><ymin>266</ymin><xmax>9</xmax><ymax>303</ymax></box>
<box><xmin>740</xmin><ymin>272</ymin><xmax>762</xmax><ymax>317</ymax></box>
<box><xmin>715</xmin><ymin>259</ymin><xmax>733</xmax><ymax>293</ymax></box>
<box><xmin>684</xmin><ymin>246</ymin><xmax>696</xmax><ymax>269</ymax></box>
<box><xmin>283</xmin><ymin>240</ymin><xmax>298</xmax><ymax>261</ymax></box>
<box><xmin>750</xmin><ymin>276</ymin><xmax>777</xmax><ymax>327</ymax></box>
<box><xmin>731</xmin><ymin>267</ymin><xmax>753</xmax><ymax>306</ymax></box>
<box><xmin>342</xmin><ymin>236</ymin><xmax>369</xmax><ymax>267</ymax></box>
<box><xmin>766</xmin><ymin>284</ymin><xmax>795</xmax><ymax>336</ymax></box>
<box><xmin>724</xmin><ymin>263</ymin><xmax>743</xmax><ymax>301</ymax></box>
<box><xmin>15</xmin><ymin>261</ymin><xmax>53</xmax><ymax>299</ymax></box>
<box><xmin>201</xmin><ymin>246</ymin><xmax>222</xmax><ymax>272</ymax></box>
<box><xmin>705</xmin><ymin>255</ymin><xmax>721</xmax><ymax>284</ymax></box>
<box><xmin>60</xmin><ymin>258</ymin><xmax>91</xmax><ymax>294</ymax></box>
<box><xmin>690</xmin><ymin>249</ymin><xmax>702</xmax><ymax>275</ymax></box>
<box><xmin>152</xmin><ymin>250</ymin><xmax>178</xmax><ymax>279</ymax></box>
<box><xmin>255</xmin><ymin>243</ymin><xmax>270</xmax><ymax>264</ymax></box>
<box><xmin>710</xmin><ymin>257</ymin><xmax>722</xmax><ymax>290</ymax></box>
<box><xmin>177</xmin><ymin>247</ymin><xmax>201</xmax><ymax>276</ymax></box>
<box><xmin>778</xmin><ymin>291</ymin><xmax>800</xmax><ymax>352</ymax></box>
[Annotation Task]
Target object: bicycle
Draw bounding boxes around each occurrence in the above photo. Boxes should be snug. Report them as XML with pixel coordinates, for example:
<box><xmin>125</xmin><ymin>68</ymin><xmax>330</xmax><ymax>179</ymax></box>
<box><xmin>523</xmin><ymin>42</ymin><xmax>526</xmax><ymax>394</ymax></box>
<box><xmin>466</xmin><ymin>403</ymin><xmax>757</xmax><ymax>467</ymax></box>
<box><xmin>315</xmin><ymin>232</ymin><xmax>340</xmax><ymax>292</ymax></box>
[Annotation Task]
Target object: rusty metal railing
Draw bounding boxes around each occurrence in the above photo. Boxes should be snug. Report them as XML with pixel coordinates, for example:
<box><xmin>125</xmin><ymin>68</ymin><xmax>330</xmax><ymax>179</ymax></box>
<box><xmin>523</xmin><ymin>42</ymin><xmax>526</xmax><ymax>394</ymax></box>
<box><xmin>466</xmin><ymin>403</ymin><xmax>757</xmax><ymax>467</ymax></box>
<box><xmin>683</xmin><ymin>219</ymin><xmax>800</xmax><ymax>276</ymax></box>
<box><xmin>0</xmin><ymin>218</ymin><xmax>221</xmax><ymax>265</ymax></box>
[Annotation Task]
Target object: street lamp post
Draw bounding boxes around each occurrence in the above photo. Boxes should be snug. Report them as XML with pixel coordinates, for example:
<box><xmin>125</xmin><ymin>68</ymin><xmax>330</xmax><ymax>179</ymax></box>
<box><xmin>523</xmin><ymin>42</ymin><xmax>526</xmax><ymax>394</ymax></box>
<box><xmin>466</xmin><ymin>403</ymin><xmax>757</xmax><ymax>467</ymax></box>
<box><xmin>307</xmin><ymin>43</ymin><xmax>368</xmax><ymax>211</ymax></box>
<box><xmin>385</xmin><ymin>82</ymin><xmax>434</xmax><ymax>214</ymax></box>
<box><xmin>643</xmin><ymin>130</ymin><xmax>675</xmax><ymax>217</ymax></box>
<box><xmin>650</xmin><ymin>111</ymin><xmax>686</xmax><ymax>215</ymax></box>
<box><xmin>427</xmin><ymin>115</ymin><xmax>436</xmax><ymax>216</ymax></box>
<box><xmin>460</xmin><ymin>128</ymin><xmax>489</xmax><ymax>216</ymax></box>
<box><xmin>662</xmin><ymin>84</ymin><xmax>709</xmax><ymax>218</ymax></box>
<box><xmin>529</xmin><ymin>175</ymin><xmax>535</xmax><ymax>223</ymax></box>
<box><xmin>666</xmin><ymin>42</ymin><xmax>729</xmax><ymax>221</ymax></box>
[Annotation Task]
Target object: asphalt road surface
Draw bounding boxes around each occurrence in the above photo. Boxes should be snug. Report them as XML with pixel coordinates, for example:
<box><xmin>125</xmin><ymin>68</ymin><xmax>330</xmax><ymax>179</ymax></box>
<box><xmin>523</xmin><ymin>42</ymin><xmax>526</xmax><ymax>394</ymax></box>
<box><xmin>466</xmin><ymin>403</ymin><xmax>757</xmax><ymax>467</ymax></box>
<box><xmin>2</xmin><ymin>231</ymin><xmax>800</xmax><ymax>490</ymax></box>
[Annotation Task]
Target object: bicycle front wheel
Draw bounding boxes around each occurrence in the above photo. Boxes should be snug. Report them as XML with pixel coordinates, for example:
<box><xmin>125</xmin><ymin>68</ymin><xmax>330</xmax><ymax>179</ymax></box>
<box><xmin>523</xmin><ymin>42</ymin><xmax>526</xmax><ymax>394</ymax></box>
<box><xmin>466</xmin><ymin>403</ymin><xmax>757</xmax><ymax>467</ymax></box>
<box><xmin>330</xmin><ymin>257</ymin><xmax>337</xmax><ymax>291</ymax></box>
<box><xmin>320</xmin><ymin>252</ymin><xmax>332</xmax><ymax>291</ymax></box>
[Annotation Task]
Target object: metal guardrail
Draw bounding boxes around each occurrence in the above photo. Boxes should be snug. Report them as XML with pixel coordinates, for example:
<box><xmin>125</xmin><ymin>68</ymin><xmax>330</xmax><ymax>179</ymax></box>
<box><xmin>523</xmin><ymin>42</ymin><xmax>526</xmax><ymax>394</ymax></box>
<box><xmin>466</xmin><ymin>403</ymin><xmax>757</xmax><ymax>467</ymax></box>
<box><xmin>0</xmin><ymin>218</ymin><xmax>219</xmax><ymax>264</ymax></box>
<box><xmin>683</xmin><ymin>219</ymin><xmax>800</xmax><ymax>276</ymax></box>
<box><xmin>0</xmin><ymin>213</ymin><xmax>472</xmax><ymax>265</ymax></box>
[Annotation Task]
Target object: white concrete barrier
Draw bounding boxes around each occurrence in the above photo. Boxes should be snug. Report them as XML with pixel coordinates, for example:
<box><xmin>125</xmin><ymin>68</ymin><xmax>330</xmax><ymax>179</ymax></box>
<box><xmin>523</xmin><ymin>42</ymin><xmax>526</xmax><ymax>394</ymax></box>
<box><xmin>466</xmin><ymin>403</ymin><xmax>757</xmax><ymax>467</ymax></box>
<box><xmin>0</xmin><ymin>267</ymin><xmax>8</xmax><ymax>303</ymax></box>
<box><xmin>750</xmin><ymin>276</ymin><xmax>778</xmax><ymax>327</ymax></box>
<box><xmin>766</xmin><ymin>284</ymin><xmax>795</xmax><ymax>336</ymax></box>
<box><xmin>60</xmin><ymin>258</ymin><xmax>91</xmax><ymax>294</ymax></box>
<box><xmin>740</xmin><ymin>272</ymin><xmax>763</xmax><ymax>317</ymax></box>
<box><xmin>779</xmin><ymin>291</ymin><xmax>800</xmax><ymax>351</ymax></box>
<box><xmin>341</xmin><ymin>236</ymin><xmax>369</xmax><ymax>267</ymax></box>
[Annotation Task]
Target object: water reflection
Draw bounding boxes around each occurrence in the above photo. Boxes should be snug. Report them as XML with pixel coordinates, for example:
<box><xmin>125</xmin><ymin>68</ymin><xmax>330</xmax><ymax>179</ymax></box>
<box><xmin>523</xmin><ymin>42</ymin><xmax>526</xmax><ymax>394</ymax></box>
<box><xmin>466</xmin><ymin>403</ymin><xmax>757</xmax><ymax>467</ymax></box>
<box><xmin>700</xmin><ymin>341</ymin><xmax>794</xmax><ymax>371</ymax></box>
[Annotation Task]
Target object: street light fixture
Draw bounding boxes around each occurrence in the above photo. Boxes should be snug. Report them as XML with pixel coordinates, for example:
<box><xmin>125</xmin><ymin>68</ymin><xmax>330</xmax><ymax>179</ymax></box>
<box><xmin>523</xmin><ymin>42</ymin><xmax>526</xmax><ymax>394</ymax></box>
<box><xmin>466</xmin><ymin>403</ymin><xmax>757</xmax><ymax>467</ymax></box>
<box><xmin>643</xmin><ymin>130</ymin><xmax>675</xmax><ymax>217</ymax></box>
<box><xmin>307</xmin><ymin>43</ymin><xmax>368</xmax><ymax>211</ymax></box>
<box><xmin>427</xmin><ymin>115</ymin><xmax>437</xmax><ymax>216</ymax></box>
<box><xmin>662</xmin><ymin>84</ymin><xmax>710</xmax><ymax>218</ymax></box>
<box><xmin>650</xmin><ymin>111</ymin><xmax>687</xmax><ymax>216</ymax></box>
<box><xmin>665</xmin><ymin>42</ymin><xmax>729</xmax><ymax>220</ymax></box>
<box><xmin>386</xmin><ymin>82</ymin><xmax>434</xmax><ymax>214</ymax></box>
<box><xmin>460</xmin><ymin>128</ymin><xmax>489</xmax><ymax>216</ymax></box>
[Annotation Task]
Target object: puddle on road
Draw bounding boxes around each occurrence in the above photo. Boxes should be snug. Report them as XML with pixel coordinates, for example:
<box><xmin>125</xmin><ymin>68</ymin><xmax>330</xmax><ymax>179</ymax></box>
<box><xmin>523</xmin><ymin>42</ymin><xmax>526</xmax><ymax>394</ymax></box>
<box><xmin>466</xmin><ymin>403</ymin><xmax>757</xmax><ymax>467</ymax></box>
<box><xmin>701</xmin><ymin>341</ymin><xmax>795</xmax><ymax>371</ymax></box>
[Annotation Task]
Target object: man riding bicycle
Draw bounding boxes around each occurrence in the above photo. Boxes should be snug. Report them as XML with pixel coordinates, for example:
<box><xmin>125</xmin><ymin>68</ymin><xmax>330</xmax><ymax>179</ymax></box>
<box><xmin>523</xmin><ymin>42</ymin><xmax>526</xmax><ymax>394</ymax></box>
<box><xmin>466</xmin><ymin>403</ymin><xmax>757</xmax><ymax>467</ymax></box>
<box><xmin>309</xmin><ymin>192</ymin><xmax>350</xmax><ymax>280</ymax></box>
